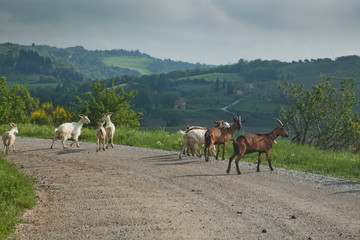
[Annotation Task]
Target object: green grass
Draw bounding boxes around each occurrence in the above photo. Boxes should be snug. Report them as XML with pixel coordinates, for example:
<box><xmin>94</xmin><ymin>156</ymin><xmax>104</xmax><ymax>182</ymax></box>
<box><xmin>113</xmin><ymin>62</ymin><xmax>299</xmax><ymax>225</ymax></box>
<box><xmin>102</xmin><ymin>56</ymin><xmax>154</xmax><ymax>75</ymax></box>
<box><xmin>0</xmin><ymin>157</ymin><xmax>38</xmax><ymax>239</ymax></box>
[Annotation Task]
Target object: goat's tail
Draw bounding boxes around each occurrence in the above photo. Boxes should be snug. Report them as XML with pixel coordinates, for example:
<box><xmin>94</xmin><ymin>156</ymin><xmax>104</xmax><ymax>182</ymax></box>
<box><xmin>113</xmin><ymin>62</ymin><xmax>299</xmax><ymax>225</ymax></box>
<box><xmin>54</xmin><ymin>128</ymin><xmax>58</xmax><ymax>133</ymax></box>
<box><xmin>204</xmin><ymin>131</ymin><xmax>211</xmax><ymax>147</ymax></box>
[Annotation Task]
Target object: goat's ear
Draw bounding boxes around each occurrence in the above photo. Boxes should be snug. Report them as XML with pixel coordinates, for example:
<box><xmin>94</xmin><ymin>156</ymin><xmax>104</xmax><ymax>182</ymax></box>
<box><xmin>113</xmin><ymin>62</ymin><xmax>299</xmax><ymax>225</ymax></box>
<box><xmin>79</xmin><ymin>115</ymin><xmax>83</xmax><ymax>118</ymax></box>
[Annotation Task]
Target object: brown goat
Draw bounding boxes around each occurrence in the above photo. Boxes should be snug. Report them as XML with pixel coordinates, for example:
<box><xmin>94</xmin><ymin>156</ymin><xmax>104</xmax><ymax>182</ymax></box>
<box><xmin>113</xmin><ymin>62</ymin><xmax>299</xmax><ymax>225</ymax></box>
<box><xmin>227</xmin><ymin>118</ymin><xmax>289</xmax><ymax>175</ymax></box>
<box><xmin>204</xmin><ymin>115</ymin><xmax>245</xmax><ymax>162</ymax></box>
<box><xmin>179</xmin><ymin>120</ymin><xmax>231</xmax><ymax>157</ymax></box>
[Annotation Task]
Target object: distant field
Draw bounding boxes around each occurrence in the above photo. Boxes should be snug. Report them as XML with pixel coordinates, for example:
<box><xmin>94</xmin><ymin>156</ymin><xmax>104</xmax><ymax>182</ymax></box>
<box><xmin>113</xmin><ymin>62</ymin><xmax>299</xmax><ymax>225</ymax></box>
<box><xmin>179</xmin><ymin>73</ymin><xmax>244</xmax><ymax>82</ymax></box>
<box><xmin>103</xmin><ymin>56</ymin><xmax>154</xmax><ymax>75</ymax></box>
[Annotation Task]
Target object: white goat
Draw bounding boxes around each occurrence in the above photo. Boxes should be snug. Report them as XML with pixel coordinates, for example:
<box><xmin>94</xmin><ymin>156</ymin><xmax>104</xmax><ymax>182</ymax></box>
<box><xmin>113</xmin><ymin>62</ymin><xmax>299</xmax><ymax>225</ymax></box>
<box><xmin>96</xmin><ymin>121</ymin><xmax>106</xmax><ymax>152</ymax></box>
<box><xmin>2</xmin><ymin>123</ymin><xmax>18</xmax><ymax>155</ymax></box>
<box><xmin>178</xmin><ymin>120</ymin><xmax>230</xmax><ymax>159</ymax></box>
<box><xmin>50</xmin><ymin>116</ymin><xmax>91</xmax><ymax>149</ymax></box>
<box><xmin>101</xmin><ymin>112</ymin><xmax>115</xmax><ymax>149</ymax></box>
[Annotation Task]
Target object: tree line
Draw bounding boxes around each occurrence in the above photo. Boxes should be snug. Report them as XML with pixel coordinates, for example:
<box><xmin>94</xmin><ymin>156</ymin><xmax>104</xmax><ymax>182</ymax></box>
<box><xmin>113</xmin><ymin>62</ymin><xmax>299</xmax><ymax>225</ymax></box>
<box><xmin>0</xmin><ymin>77</ymin><xmax>141</xmax><ymax>128</ymax></box>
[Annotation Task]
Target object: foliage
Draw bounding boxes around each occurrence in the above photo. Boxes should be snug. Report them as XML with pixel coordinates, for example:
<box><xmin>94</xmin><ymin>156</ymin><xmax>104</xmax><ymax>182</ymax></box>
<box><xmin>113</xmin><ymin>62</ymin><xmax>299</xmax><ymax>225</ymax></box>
<box><xmin>28</xmin><ymin>102</ymin><xmax>72</xmax><ymax>126</ymax></box>
<box><xmin>0</xmin><ymin>77</ymin><xmax>39</xmax><ymax>124</ymax></box>
<box><xmin>0</xmin><ymin>157</ymin><xmax>37</xmax><ymax>239</ymax></box>
<box><xmin>72</xmin><ymin>81</ymin><xmax>142</xmax><ymax>128</ymax></box>
<box><xmin>279</xmin><ymin>75</ymin><xmax>359</xmax><ymax>151</ymax></box>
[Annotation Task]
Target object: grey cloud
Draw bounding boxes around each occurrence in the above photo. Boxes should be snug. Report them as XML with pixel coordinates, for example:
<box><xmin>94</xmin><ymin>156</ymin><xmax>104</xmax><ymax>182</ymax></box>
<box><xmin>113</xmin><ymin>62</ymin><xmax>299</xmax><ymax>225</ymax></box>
<box><xmin>0</xmin><ymin>0</ymin><xmax>359</xmax><ymax>64</ymax></box>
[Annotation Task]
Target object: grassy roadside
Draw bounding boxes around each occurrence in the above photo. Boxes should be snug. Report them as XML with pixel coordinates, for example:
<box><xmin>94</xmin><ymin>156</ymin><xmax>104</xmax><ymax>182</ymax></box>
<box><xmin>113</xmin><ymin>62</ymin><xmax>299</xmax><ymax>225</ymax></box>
<box><xmin>0</xmin><ymin>157</ymin><xmax>37</xmax><ymax>239</ymax></box>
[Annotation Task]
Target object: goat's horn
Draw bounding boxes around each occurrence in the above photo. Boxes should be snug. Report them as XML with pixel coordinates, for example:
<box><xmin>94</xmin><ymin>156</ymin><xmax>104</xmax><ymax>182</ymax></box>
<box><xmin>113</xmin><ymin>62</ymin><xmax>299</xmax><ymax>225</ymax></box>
<box><xmin>274</xmin><ymin>118</ymin><xmax>284</xmax><ymax>127</ymax></box>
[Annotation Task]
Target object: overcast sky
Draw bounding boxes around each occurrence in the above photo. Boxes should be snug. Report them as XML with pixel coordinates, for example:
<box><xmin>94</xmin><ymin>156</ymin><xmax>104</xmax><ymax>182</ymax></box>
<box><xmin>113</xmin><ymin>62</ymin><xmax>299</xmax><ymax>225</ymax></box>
<box><xmin>1</xmin><ymin>0</ymin><xmax>359</xmax><ymax>65</ymax></box>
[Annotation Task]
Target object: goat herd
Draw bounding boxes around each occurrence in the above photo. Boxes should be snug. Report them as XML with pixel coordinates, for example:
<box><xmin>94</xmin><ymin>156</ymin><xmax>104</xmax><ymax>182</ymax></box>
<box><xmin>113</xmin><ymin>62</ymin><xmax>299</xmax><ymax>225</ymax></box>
<box><xmin>2</xmin><ymin>112</ymin><xmax>289</xmax><ymax>175</ymax></box>
<box><xmin>179</xmin><ymin>116</ymin><xmax>289</xmax><ymax>174</ymax></box>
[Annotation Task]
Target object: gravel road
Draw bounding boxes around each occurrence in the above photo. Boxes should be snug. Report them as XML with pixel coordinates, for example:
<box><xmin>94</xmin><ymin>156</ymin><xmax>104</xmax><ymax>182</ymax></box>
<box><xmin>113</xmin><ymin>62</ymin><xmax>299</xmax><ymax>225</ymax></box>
<box><xmin>7</xmin><ymin>137</ymin><xmax>360</xmax><ymax>239</ymax></box>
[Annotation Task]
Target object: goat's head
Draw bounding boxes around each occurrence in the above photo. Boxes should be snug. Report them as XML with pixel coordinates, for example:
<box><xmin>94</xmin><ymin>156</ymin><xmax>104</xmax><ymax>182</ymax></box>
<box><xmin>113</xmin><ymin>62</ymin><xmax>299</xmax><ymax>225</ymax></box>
<box><xmin>101</xmin><ymin>112</ymin><xmax>114</xmax><ymax>122</ymax></box>
<box><xmin>273</xmin><ymin>118</ymin><xmax>289</xmax><ymax>138</ymax></box>
<box><xmin>233</xmin><ymin>115</ymin><xmax>245</xmax><ymax>131</ymax></box>
<box><xmin>79</xmin><ymin>115</ymin><xmax>91</xmax><ymax>124</ymax></box>
<box><xmin>97</xmin><ymin>120</ymin><xmax>105</xmax><ymax>128</ymax></box>
<box><xmin>10</xmin><ymin>123</ymin><xmax>18</xmax><ymax>134</ymax></box>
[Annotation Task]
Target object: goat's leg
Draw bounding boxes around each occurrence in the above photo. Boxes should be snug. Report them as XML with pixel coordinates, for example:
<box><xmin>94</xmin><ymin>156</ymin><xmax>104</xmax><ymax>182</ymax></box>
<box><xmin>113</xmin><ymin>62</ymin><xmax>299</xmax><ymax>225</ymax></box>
<box><xmin>204</xmin><ymin>145</ymin><xmax>208</xmax><ymax>161</ymax></box>
<box><xmin>70</xmin><ymin>137</ymin><xmax>80</xmax><ymax>148</ymax></box>
<box><xmin>179</xmin><ymin>144</ymin><xmax>187</xmax><ymax>159</ymax></box>
<box><xmin>51</xmin><ymin>135</ymin><xmax>58</xmax><ymax>149</ymax></box>
<box><xmin>96</xmin><ymin>139</ymin><xmax>99</xmax><ymax>152</ymax></box>
<box><xmin>199</xmin><ymin>145</ymin><xmax>204</xmax><ymax>158</ymax></box>
<box><xmin>215</xmin><ymin>144</ymin><xmax>221</xmax><ymax>160</ymax></box>
<box><xmin>102</xmin><ymin>138</ymin><xmax>106</xmax><ymax>151</ymax></box>
<box><xmin>205</xmin><ymin>143</ymin><xmax>214</xmax><ymax>162</ymax></box>
<box><xmin>256</xmin><ymin>153</ymin><xmax>262</xmax><ymax>172</ymax></box>
<box><xmin>266</xmin><ymin>151</ymin><xmax>274</xmax><ymax>171</ymax></box>
<box><xmin>105</xmin><ymin>135</ymin><xmax>109</xmax><ymax>149</ymax></box>
<box><xmin>235</xmin><ymin>150</ymin><xmax>246</xmax><ymax>175</ymax></box>
<box><xmin>11</xmin><ymin>143</ymin><xmax>15</xmax><ymax>153</ymax></box>
<box><xmin>227</xmin><ymin>154</ymin><xmax>236</xmax><ymax>174</ymax></box>
<box><xmin>222</xmin><ymin>142</ymin><xmax>228</xmax><ymax>160</ymax></box>
<box><xmin>61</xmin><ymin>138</ymin><xmax>67</xmax><ymax>149</ymax></box>
<box><xmin>110</xmin><ymin>135</ymin><xmax>114</xmax><ymax>148</ymax></box>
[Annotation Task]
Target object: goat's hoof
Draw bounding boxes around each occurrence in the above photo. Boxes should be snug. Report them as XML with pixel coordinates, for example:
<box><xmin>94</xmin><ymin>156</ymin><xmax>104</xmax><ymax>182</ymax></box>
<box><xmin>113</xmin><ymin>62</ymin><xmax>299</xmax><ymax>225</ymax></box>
<box><xmin>270</xmin><ymin>167</ymin><xmax>274</xmax><ymax>171</ymax></box>
<box><xmin>237</xmin><ymin>172</ymin><xmax>241</xmax><ymax>175</ymax></box>
<box><xmin>257</xmin><ymin>169</ymin><xmax>260</xmax><ymax>172</ymax></box>
<box><xmin>226</xmin><ymin>170</ymin><xmax>230</xmax><ymax>174</ymax></box>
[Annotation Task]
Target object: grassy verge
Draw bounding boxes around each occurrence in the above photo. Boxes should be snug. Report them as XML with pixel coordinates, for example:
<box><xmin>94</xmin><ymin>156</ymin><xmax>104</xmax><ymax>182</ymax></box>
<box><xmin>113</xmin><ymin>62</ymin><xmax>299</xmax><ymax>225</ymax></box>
<box><xmin>0</xmin><ymin>157</ymin><xmax>38</xmax><ymax>239</ymax></box>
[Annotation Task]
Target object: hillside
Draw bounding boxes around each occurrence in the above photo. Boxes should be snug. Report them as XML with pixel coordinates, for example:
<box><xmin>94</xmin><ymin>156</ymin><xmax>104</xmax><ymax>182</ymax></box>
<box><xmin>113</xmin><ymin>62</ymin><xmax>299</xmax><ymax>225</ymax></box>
<box><xmin>1</xmin><ymin>42</ymin><xmax>360</xmax><ymax>130</ymax></box>
<box><xmin>118</xmin><ymin>56</ymin><xmax>360</xmax><ymax>130</ymax></box>
<box><xmin>0</xmin><ymin>42</ymin><xmax>212</xmax><ymax>86</ymax></box>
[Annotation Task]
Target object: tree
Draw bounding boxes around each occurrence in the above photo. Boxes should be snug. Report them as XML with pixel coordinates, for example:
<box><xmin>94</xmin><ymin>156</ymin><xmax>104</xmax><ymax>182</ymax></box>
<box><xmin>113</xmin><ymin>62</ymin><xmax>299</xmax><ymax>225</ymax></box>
<box><xmin>72</xmin><ymin>81</ymin><xmax>142</xmax><ymax>128</ymax></box>
<box><xmin>0</xmin><ymin>77</ymin><xmax>39</xmax><ymax>124</ymax></box>
<box><xmin>279</xmin><ymin>75</ymin><xmax>359</xmax><ymax>150</ymax></box>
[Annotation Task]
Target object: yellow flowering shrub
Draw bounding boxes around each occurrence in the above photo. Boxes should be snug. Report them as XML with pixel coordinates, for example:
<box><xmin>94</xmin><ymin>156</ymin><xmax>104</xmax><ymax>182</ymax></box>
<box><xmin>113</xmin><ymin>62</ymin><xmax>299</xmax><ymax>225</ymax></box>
<box><xmin>29</xmin><ymin>109</ymin><xmax>51</xmax><ymax>125</ymax></box>
<box><xmin>53</xmin><ymin>106</ymin><xmax>72</xmax><ymax>125</ymax></box>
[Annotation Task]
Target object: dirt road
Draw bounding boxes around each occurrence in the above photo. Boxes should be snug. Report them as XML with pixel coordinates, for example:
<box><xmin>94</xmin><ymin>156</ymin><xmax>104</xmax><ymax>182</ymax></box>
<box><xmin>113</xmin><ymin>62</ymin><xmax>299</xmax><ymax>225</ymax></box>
<box><xmin>7</xmin><ymin>137</ymin><xmax>360</xmax><ymax>239</ymax></box>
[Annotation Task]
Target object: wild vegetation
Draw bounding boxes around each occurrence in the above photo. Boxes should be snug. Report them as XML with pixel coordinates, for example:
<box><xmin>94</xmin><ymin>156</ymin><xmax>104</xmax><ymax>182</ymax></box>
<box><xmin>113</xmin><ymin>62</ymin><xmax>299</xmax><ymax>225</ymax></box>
<box><xmin>0</xmin><ymin>157</ymin><xmax>37</xmax><ymax>239</ymax></box>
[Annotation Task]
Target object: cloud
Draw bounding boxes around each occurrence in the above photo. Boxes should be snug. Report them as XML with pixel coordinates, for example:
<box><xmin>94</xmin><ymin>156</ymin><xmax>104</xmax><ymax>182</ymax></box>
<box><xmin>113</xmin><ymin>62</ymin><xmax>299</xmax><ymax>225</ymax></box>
<box><xmin>1</xmin><ymin>0</ymin><xmax>360</xmax><ymax>65</ymax></box>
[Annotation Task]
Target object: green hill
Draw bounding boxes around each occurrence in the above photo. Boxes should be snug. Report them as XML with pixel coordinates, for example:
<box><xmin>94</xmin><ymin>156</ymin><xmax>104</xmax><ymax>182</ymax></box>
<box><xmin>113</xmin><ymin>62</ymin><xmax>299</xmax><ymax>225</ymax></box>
<box><xmin>1</xmin><ymin>42</ymin><xmax>360</xmax><ymax>131</ymax></box>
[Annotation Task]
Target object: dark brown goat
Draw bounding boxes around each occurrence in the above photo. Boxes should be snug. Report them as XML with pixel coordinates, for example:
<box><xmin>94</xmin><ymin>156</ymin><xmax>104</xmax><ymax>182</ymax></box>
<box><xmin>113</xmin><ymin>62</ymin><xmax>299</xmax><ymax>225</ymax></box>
<box><xmin>204</xmin><ymin>115</ymin><xmax>245</xmax><ymax>162</ymax></box>
<box><xmin>227</xmin><ymin>118</ymin><xmax>289</xmax><ymax>175</ymax></box>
